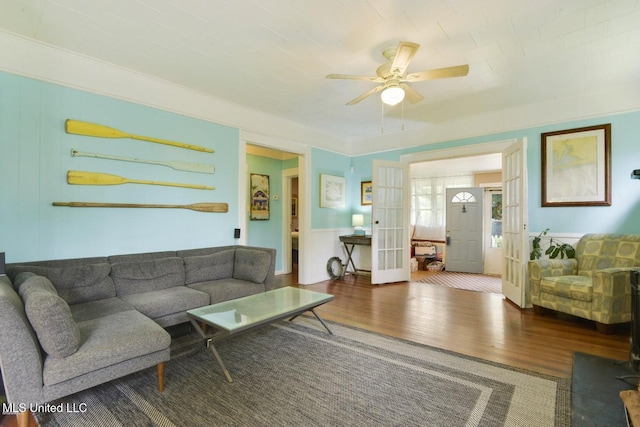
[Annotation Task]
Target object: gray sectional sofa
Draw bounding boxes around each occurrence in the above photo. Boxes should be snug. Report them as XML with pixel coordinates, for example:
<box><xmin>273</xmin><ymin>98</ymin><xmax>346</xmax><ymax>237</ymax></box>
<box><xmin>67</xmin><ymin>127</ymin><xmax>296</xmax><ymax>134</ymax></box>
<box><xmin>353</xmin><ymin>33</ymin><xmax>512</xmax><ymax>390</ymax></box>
<box><xmin>0</xmin><ymin>245</ymin><xmax>277</xmax><ymax>427</ymax></box>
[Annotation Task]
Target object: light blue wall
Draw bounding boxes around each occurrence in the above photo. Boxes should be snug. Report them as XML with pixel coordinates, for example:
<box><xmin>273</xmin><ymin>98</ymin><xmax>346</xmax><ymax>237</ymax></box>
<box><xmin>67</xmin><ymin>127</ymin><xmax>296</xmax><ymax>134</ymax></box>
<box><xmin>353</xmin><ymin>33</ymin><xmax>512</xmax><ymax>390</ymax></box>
<box><xmin>334</xmin><ymin>111</ymin><xmax>640</xmax><ymax>235</ymax></box>
<box><xmin>246</xmin><ymin>154</ymin><xmax>284</xmax><ymax>271</ymax></box>
<box><xmin>0</xmin><ymin>72</ymin><xmax>240</xmax><ymax>263</ymax></box>
<box><xmin>311</xmin><ymin>148</ymin><xmax>352</xmax><ymax>229</ymax></box>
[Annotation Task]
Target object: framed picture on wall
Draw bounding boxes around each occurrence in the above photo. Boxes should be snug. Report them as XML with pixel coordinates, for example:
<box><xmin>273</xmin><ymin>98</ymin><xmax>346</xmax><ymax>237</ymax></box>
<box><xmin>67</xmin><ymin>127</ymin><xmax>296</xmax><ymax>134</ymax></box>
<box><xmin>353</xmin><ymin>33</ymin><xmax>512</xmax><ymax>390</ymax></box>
<box><xmin>250</xmin><ymin>173</ymin><xmax>270</xmax><ymax>220</ymax></box>
<box><xmin>361</xmin><ymin>181</ymin><xmax>372</xmax><ymax>205</ymax></box>
<box><xmin>320</xmin><ymin>174</ymin><xmax>346</xmax><ymax>208</ymax></box>
<box><xmin>541</xmin><ymin>124</ymin><xmax>611</xmax><ymax>207</ymax></box>
<box><xmin>291</xmin><ymin>197</ymin><xmax>298</xmax><ymax>217</ymax></box>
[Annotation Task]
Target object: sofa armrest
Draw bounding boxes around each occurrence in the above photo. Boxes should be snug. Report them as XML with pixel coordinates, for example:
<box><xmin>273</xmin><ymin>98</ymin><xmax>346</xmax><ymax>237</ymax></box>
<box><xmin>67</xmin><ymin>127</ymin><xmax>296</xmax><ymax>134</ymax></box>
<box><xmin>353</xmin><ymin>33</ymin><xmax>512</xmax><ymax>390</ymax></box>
<box><xmin>592</xmin><ymin>267</ymin><xmax>634</xmax><ymax>324</ymax></box>
<box><xmin>528</xmin><ymin>259</ymin><xmax>578</xmax><ymax>304</ymax></box>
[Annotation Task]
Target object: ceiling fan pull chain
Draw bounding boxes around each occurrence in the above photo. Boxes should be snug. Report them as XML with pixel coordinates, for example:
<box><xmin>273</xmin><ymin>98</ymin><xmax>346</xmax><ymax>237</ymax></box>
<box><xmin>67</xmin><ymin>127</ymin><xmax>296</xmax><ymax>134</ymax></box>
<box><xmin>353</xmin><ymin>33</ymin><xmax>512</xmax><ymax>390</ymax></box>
<box><xmin>402</xmin><ymin>101</ymin><xmax>405</xmax><ymax>132</ymax></box>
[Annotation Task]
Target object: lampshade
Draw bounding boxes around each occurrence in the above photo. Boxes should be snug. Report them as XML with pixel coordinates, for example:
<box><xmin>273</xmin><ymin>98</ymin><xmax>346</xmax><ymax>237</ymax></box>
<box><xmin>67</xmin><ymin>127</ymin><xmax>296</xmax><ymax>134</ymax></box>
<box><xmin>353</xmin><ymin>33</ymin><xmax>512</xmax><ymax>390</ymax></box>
<box><xmin>352</xmin><ymin>214</ymin><xmax>364</xmax><ymax>227</ymax></box>
<box><xmin>381</xmin><ymin>86</ymin><xmax>405</xmax><ymax>106</ymax></box>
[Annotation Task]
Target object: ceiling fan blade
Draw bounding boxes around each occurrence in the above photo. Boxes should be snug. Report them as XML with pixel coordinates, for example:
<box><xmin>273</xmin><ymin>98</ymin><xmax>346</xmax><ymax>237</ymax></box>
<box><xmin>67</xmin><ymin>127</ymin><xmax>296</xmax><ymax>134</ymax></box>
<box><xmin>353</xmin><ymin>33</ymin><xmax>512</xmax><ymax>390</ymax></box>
<box><xmin>401</xmin><ymin>84</ymin><xmax>424</xmax><ymax>104</ymax></box>
<box><xmin>390</xmin><ymin>41</ymin><xmax>420</xmax><ymax>76</ymax></box>
<box><xmin>405</xmin><ymin>64</ymin><xmax>470</xmax><ymax>82</ymax></box>
<box><xmin>326</xmin><ymin>73</ymin><xmax>384</xmax><ymax>83</ymax></box>
<box><xmin>346</xmin><ymin>85</ymin><xmax>384</xmax><ymax>105</ymax></box>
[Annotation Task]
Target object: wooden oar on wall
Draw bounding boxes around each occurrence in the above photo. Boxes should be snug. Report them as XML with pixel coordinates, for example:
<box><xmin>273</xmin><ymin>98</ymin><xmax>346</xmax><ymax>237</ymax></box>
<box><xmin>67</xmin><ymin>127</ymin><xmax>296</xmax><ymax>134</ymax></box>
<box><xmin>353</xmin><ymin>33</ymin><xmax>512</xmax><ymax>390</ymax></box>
<box><xmin>71</xmin><ymin>149</ymin><xmax>215</xmax><ymax>174</ymax></box>
<box><xmin>53</xmin><ymin>201</ymin><xmax>228</xmax><ymax>213</ymax></box>
<box><xmin>67</xmin><ymin>170</ymin><xmax>215</xmax><ymax>190</ymax></box>
<box><xmin>65</xmin><ymin>119</ymin><xmax>214</xmax><ymax>153</ymax></box>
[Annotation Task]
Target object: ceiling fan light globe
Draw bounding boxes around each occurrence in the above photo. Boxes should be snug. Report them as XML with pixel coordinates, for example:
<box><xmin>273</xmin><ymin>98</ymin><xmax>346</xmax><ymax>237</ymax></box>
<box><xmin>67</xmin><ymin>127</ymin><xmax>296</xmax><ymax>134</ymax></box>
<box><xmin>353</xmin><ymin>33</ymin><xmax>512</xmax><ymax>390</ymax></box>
<box><xmin>381</xmin><ymin>86</ymin><xmax>405</xmax><ymax>105</ymax></box>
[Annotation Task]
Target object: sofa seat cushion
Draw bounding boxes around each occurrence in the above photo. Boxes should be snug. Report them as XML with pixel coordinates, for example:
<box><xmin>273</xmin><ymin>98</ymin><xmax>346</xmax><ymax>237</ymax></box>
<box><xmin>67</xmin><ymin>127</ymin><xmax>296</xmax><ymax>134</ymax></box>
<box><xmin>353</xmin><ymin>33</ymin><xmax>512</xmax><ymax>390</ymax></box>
<box><xmin>119</xmin><ymin>286</ymin><xmax>209</xmax><ymax>320</ymax></box>
<box><xmin>187</xmin><ymin>278</ymin><xmax>265</xmax><ymax>304</ymax></box>
<box><xmin>540</xmin><ymin>275</ymin><xmax>593</xmax><ymax>302</ymax></box>
<box><xmin>69</xmin><ymin>297</ymin><xmax>135</xmax><ymax>323</ymax></box>
<box><xmin>183</xmin><ymin>249</ymin><xmax>235</xmax><ymax>284</ymax></box>
<box><xmin>233</xmin><ymin>248</ymin><xmax>271</xmax><ymax>284</ymax></box>
<box><xmin>110</xmin><ymin>257</ymin><xmax>185</xmax><ymax>296</ymax></box>
<box><xmin>18</xmin><ymin>275</ymin><xmax>81</xmax><ymax>358</ymax></box>
<box><xmin>9</xmin><ymin>263</ymin><xmax>115</xmax><ymax>304</ymax></box>
<box><xmin>42</xmin><ymin>310</ymin><xmax>171</xmax><ymax>386</ymax></box>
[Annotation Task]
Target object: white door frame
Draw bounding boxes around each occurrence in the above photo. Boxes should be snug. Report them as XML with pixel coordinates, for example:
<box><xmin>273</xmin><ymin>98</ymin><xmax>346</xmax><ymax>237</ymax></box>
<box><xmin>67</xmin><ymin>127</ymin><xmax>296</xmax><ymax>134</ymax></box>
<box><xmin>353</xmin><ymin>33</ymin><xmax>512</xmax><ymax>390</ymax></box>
<box><xmin>240</xmin><ymin>130</ymin><xmax>311</xmax><ymax>283</ymax></box>
<box><xmin>281</xmin><ymin>168</ymin><xmax>298</xmax><ymax>274</ymax></box>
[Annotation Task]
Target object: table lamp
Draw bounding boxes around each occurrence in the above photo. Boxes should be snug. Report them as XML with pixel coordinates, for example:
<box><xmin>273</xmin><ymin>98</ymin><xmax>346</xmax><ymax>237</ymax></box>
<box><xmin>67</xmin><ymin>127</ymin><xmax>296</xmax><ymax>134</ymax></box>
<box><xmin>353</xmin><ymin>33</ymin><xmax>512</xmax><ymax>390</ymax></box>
<box><xmin>352</xmin><ymin>214</ymin><xmax>365</xmax><ymax>236</ymax></box>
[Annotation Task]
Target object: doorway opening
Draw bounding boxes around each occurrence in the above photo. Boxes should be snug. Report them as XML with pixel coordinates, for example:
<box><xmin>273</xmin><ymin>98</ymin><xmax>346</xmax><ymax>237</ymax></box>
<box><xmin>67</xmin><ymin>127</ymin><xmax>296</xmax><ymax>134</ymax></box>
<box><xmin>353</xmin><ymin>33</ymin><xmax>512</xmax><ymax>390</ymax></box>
<box><xmin>408</xmin><ymin>153</ymin><xmax>503</xmax><ymax>292</ymax></box>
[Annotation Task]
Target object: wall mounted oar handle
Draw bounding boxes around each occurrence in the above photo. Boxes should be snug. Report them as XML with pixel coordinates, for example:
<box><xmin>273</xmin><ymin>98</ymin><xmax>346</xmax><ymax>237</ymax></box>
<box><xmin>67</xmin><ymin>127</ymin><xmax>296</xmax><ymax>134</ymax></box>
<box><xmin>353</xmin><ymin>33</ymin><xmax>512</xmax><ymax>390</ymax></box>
<box><xmin>53</xmin><ymin>202</ymin><xmax>228</xmax><ymax>213</ymax></box>
<box><xmin>65</xmin><ymin>119</ymin><xmax>214</xmax><ymax>153</ymax></box>
<box><xmin>67</xmin><ymin>170</ymin><xmax>215</xmax><ymax>190</ymax></box>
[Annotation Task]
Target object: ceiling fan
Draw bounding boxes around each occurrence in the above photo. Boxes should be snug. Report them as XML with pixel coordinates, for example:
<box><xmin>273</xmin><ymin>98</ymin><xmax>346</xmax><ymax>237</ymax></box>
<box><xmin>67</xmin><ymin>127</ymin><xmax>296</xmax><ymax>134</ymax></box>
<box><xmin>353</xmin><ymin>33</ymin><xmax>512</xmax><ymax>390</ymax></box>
<box><xmin>326</xmin><ymin>41</ymin><xmax>469</xmax><ymax>106</ymax></box>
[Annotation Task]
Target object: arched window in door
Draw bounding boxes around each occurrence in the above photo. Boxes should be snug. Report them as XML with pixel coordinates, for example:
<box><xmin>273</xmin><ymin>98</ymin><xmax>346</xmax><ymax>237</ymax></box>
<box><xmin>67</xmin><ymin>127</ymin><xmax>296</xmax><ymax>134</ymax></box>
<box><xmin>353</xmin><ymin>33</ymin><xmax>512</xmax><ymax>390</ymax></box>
<box><xmin>451</xmin><ymin>191</ymin><xmax>477</xmax><ymax>203</ymax></box>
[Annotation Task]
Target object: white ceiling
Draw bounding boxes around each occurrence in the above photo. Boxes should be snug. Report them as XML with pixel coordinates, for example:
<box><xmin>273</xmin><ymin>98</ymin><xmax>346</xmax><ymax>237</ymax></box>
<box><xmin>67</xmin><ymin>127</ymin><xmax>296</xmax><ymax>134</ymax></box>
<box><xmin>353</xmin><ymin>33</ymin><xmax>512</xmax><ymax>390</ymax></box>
<box><xmin>1</xmin><ymin>0</ymin><xmax>639</xmax><ymax>144</ymax></box>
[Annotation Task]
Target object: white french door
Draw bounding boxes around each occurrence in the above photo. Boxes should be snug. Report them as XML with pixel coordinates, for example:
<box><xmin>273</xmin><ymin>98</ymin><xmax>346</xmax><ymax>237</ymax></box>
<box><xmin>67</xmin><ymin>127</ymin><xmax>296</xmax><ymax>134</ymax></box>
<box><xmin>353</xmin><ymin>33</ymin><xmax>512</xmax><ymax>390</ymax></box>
<box><xmin>371</xmin><ymin>160</ymin><xmax>410</xmax><ymax>285</ymax></box>
<box><xmin>501</xmin><ymin>138</ymin><xmax>528</xmax><ymax>307</ymax></box>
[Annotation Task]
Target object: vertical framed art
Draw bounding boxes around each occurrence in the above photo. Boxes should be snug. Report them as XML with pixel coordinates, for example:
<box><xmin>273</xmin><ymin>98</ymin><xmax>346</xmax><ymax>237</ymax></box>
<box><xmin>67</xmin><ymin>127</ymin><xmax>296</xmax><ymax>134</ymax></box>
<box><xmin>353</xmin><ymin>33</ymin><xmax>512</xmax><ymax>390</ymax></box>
<box><xmin>541</xmin><ymin>124</ymin><xmax>611</xmax><ymax>207</ymax></box>
<box><xmin>361</xmin><ymin>181</ymin><xmax>372</xmax><ymax>205</ymax></box>
<box><xmin>319</xmin><ymin>174</ymin><xmax>346</xmax><ymax>208</ymax></box>
<box><xmin>250</xmin><ymin>173</ymin><xmax>270</xmax><ymax>220</ymax></box>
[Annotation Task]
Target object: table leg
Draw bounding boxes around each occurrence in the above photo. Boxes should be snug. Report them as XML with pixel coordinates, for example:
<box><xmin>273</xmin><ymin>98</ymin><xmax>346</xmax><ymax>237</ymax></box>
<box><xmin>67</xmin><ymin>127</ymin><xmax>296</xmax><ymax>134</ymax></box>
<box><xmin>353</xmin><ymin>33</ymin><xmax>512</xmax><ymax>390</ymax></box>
<box><xmin>310</xmin><ymin>308</ymin><xmax>333</xmax><ymax>335</ymax></box>
<box><xmin>206</xmin><ymin>339</ymin><xmax>234</xmax><ymax>383</ymax></box>
<box><xmin>343</xmin><ymin>243</ymin><xmax>358</xmax><ymax>274</ymax></box>
<box><xmin>189</xmin><ymin>318</ymin><xmax>234</xmax><ymax>383</ymax></box>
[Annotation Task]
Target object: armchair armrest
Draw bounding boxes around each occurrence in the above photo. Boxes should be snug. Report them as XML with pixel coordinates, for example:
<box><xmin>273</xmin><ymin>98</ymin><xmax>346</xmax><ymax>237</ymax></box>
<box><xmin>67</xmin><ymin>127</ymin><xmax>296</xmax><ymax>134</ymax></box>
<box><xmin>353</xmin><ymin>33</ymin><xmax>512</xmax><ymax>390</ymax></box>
<box><xmin>592</xmin><ymin>267</ymin><xmax>634</xmax><ymax>324</ymax></box>
<box><xmin>528</xmin><ymin>259</ymin><xmax>578</xmax><ymax>304</ymax></box>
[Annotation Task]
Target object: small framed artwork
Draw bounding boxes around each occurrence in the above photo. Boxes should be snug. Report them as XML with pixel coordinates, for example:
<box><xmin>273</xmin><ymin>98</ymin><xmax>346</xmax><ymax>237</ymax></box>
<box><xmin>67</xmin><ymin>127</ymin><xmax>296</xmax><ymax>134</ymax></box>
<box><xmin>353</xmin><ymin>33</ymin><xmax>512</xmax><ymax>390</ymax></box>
<box><xmin>291</xmin><ymin>197</ymin><xmax>298</xmax><ymax>217</ymax></box>
<box><xmin>541</xmin><ymin>124</ymin><xmax>611</xmax><ymax>207</ymax></box>
<box><xmin>361</xmin><ymin>181</ymin><xmax>372</xmax><ymax>205</ymax></box>
<box><xmin>320</xmin><ymin>174</ymin><xmax>346</xmax><ymax>208</ymax></box>
<box><xmin>250</xmin><ymin>173</ymin><xmax>270</xmax><ymax>220</ymax></box>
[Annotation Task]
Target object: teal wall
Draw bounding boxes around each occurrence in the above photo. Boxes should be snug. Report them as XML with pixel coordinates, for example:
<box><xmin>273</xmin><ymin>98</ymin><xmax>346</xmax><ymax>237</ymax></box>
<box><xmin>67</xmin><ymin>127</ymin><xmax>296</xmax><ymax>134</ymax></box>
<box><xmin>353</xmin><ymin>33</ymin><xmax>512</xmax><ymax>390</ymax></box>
<box><xmin>336</xmin><ymin>111</ymin><xmax>640</xmax><ymax>234</ymax></box>
<box><xmin>0</xmin><ymin>72</ymin><xmax>240</xmax><ymax>262</ymax></box>
<box><xmin>246</xmin><ymin>154</ymin><xmax>284</xmax><ymax>271</ymax></box>
<box><xmin>311</xmin><ymin>148</ymin><xmax>352</xmax><ymax>229</ymax></box>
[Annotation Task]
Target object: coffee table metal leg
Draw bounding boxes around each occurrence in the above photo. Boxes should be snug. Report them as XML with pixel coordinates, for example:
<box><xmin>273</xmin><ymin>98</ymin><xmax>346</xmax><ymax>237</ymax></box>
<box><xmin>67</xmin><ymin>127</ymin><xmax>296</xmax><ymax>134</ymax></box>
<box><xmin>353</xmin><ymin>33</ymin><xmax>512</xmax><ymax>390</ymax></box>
<box><xmin>310</xmin><ymin>308</ymin><xmax>333</xmax><ymax>335</ymax></box>
<box><xmin>207</xmin><ymin>339</ymin><xmax>233</xmax><ymax>383</ymax></box>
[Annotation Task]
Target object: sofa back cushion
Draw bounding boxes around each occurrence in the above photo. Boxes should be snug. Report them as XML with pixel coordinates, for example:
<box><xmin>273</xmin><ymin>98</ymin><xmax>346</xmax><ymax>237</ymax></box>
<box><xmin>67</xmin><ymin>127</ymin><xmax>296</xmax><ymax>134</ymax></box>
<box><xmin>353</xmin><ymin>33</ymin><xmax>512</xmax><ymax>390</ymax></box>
<box><xmin>233</xmin><ymin>248</ymin><xmax>271</xmax><ymax>284</ymax></box>
<box><xmin>576</xmin><ymin>234</ymin><xmax>640</xmax><ymax>277</ymax></box>
<box><xmin>183</xmin><ymin>249</ymin><xmax>235</xmax><ymax>284</ymax></box>
<box><xmin>110</xmin><ymin>257</ymin><xmax>185</xmax><ymax>296</ymax></box>
<box><xmin>8</xmin><ymin>263</ymin><xmax>116</xmax><ymax>305</ymax></box>
<box><xmin>18</xmin><ymin>275</ymin><xmax>81</xmax><ymax>358</ymax></box>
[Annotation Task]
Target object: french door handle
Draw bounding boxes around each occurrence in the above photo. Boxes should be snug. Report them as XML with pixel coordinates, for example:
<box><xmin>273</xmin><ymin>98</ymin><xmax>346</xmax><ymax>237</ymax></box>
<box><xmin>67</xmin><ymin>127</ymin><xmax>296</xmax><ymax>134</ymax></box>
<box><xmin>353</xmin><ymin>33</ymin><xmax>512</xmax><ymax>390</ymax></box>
<box><xmin>374</xmin><ymin>220</ymin><xmax>379</xmax><ymax>224</ymax></box>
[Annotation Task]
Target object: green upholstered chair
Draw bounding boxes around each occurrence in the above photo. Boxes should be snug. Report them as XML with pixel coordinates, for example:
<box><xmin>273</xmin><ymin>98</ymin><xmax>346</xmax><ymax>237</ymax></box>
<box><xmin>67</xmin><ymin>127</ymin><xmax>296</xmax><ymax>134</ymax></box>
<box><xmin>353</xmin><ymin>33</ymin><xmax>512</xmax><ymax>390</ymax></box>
<box><xmin>529</xmin><ymin>233</ymin><xmax>640</xmax><ymax>334</ymax></box>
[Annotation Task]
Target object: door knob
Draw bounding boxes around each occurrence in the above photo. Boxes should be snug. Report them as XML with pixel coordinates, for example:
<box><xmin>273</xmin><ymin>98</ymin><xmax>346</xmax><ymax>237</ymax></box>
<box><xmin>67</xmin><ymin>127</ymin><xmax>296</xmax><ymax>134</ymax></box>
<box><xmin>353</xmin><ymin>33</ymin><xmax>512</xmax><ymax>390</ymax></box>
<box><xmin>375</xmin><ymin>220</ymin><xmax>379</xmax><ymax>224</ymax></box>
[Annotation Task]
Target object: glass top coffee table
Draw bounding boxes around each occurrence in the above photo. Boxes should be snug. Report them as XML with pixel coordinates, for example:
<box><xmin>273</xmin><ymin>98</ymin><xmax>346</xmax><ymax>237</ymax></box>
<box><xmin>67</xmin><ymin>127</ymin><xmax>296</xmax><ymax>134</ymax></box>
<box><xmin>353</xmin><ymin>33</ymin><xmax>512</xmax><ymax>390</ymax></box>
<box><xmin>187</xmin><ymin>286</ymin><xmax>334</xmax><ymax>382</ymax></box>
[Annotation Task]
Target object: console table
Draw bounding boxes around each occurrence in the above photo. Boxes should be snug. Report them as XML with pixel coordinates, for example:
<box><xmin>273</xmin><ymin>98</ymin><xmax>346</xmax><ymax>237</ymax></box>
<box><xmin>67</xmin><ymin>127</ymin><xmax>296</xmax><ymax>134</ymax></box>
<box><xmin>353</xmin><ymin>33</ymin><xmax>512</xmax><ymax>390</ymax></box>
<box><xmin>339</xmin><ymin>234</ymin><xmax>371</xmax><ymax>275</ymax></box>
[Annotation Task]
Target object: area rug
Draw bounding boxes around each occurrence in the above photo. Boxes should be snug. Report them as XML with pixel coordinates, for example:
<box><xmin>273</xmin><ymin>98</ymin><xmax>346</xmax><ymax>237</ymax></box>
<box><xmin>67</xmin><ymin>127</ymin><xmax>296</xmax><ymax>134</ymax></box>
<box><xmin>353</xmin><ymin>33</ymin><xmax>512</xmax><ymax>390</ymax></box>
<box><xmin>416</xmin><ymin>271</ymin><xmax>503</xmax><ymax>294</ymax></box>
<box><xmin>34</xmin><ymin>318</ymin><xmax>570</xmax><ymax>427</ymax></box>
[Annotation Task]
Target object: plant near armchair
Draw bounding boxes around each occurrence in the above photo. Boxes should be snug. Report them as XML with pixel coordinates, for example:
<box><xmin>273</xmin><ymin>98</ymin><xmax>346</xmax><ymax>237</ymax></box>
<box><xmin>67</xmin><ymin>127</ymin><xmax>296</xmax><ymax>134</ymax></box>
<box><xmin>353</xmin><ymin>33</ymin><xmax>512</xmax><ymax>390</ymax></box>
<box><xmin>530</xmin><ymin>228</ymin><xmax>576</xmax><ymax>260</ymax></box>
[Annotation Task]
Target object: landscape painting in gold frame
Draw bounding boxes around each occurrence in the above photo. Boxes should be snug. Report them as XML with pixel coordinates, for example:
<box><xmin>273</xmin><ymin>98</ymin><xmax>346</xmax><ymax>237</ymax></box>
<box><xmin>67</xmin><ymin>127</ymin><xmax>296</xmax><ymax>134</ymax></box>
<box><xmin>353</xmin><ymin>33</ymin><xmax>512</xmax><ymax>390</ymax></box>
<box><xmin>541</xmin><ymin>124</ymin><xmax>611</xmax><ymax>207</ymax></box>
<box><xmin>361</xmin><ymin>181</ymin><xmax>372</xmax><ymax>205</ymax></box>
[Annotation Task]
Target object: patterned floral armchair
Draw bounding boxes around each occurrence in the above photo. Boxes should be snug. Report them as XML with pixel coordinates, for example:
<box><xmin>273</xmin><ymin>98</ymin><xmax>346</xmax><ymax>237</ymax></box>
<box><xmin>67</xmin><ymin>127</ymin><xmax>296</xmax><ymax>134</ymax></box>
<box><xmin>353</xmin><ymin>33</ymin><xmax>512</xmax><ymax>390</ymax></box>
<box><xmin>529</xmin><ymin>233</ymin><xmax>640</xmax><ymax>334</ymax></box>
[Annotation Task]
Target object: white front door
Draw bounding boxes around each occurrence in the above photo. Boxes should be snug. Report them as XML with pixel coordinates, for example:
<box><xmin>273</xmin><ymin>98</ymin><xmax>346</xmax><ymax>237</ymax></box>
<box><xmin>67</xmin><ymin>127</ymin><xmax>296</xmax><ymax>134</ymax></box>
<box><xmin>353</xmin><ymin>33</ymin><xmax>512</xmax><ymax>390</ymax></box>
<box><xmin>371</xmin><ymin>160</ymin><xmax>410</xmax><ymax>285</ymax></box>
<box><xmin>445</xmin><ymin>187</ymin><xmax>484</xmax><ymax>273</ymax></box>
<box><xmin>501</xmin><ymin>138</ymin><xmax>528</xmax><ymax>308</ymax></box>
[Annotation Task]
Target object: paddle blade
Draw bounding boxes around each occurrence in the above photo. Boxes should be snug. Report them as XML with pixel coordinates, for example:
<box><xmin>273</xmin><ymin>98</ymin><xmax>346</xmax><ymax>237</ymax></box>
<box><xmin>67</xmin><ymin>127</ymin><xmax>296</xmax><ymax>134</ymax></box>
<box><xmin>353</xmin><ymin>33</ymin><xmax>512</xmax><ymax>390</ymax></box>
<box><xmin>65</xmin><ymin>120</ymin><xmax>127</xmax><ymax>139</ymax></box>
<box><xmin>67</xmin><ymin>170</ymin><xmax>128</xmax><ymax>186</ymax></box>
<box><xmin>186</xmin><ymin>203</ymin><xmax>228</xmax><ymax>213</ymax></box>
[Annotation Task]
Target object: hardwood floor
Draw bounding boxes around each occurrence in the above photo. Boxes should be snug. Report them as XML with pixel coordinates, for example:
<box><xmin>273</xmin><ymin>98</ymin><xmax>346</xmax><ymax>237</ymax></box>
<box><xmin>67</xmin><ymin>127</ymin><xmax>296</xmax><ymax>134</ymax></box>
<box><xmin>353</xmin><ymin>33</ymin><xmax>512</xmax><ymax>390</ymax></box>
<box><xmin>278</xmin><ymin>269</ymin><xmax>631</xmax><ymax>379</ymax></box>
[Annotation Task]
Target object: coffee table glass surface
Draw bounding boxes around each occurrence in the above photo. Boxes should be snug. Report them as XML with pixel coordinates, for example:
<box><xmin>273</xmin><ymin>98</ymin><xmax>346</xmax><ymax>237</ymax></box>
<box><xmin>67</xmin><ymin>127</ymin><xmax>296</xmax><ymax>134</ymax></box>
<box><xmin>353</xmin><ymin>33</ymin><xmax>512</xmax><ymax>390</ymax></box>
<box><xmin>187</xmin><ymin>286</ymin><xmax>334</xmax><ymax>334</ymax></box>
